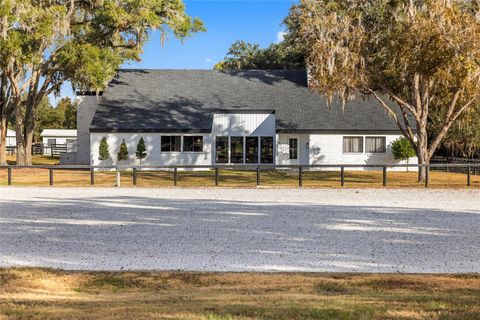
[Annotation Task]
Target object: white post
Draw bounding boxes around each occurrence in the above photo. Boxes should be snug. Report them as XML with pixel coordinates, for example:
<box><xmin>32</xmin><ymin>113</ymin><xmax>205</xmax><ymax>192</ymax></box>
<box><xmin>116</xmin><ymin>169</ymin><xmax>121</xmax><ymax>187</ymax></box>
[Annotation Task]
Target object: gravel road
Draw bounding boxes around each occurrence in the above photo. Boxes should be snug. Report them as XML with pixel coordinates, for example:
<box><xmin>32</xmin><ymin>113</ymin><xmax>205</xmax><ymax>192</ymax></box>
<box><xmin>0</xmin><ymin>187</ymin><xmax>479</xmax><ymax>272</ymax></box>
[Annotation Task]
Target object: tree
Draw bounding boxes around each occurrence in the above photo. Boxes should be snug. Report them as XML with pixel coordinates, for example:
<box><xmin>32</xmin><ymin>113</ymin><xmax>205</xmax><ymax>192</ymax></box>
<box><xmin>99</xmin><ymin>137</ymin><xmax>110</xmax><ymax>168</ymax></box>
<box><xmin>57</xmin><ymin>98</ymin><xmax>77</xmax><ymax>129</ymax></box>
<box><xmin>34</xmin><ymin>97</ymin><xmax>63</xmax><ymax>142</ymax></box>
<box><xmin>215</xmin><ymin>5</ymin><xmax>305</xmax><ymax>70</ymax></box>
<box><xmin>33</xmin><ymin>97</ymin><xmax>77</xmax><ymax>142</ymax></box>
<box><xmin>299</xmin><ymin>0</ymin><xmax>480</xmax><ymax>181</ymax></box>
<box><xmin>135</xmin><ymin>137</ymin><xmax>147</xmax><ymax>166</ymax></box>
<box><xmin>391</xmin><ymin>137</ymin><xmax>417</xmax><ymax>171</ymax></box>
<box><xmin>117</xmin><ymin>139</ymin><xmax>128</xmax><ymax>165</ymax></box>
<box><xmin>0</xmin><ymin>0</ymin><xmax>204</xmax><ymax>165</ymax></box>
<box><xmin>430</xmin><ymin>103</ymin><xmax>480</xmax><ymax>159</ymax></box>
<box><xmin>0</xmin><ymin>72</ymin><xmax>13</xmax><ymax>165</ymax></box>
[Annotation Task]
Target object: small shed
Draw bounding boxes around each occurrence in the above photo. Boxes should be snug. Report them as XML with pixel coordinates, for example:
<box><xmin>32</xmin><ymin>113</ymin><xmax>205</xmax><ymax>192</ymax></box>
<box><xmin>40</xmin><ymin>129</ymin><xmax>77</xmax><ymax>155</ymax></box>
<box><xmin>6</xmin><ymin>129</ymin><xmax>16</xmax><ymax>147</ymax></box>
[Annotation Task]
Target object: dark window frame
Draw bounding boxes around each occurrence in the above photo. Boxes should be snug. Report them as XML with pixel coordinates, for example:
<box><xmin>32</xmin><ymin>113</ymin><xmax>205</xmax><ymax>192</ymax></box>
<box><xmin>230</xmin><ymin>136</ymin><xmax>244</xmax><ymax>164</ymax></box>
<box><xmin>215</xmin><ymin>136</ymin><xmax>229</xmax><ymax>164</ymax></box>
<box><xmin>365</xmin><ymin>136</ymin><xmax>386</xmax><ymax>153</ymax></box>
<box><xmin>245</xmin><ymin>136</ymin><xmax>259</xmax><ymax>164</ymax></box>
<box><xmin>260</xmin><ymin>136</ymin><xmax>274</xmax><ymax>164</ymax></box>
<box><xmin>183</xmin><ymin>136</ymin><xmax>204</xmax><ymax>152</ymax></box>
<box><xmin>161</xmin><ymin>136</ymin><xmax>181</xmax><ymax>152</ymax></box>
<box><xmin>343</xmin><ymin>136</ymin><xmax>364</xmax><ymax>154</ymax></box>
<box><xmin>289</xmin><ymin>138</ymin><xmax>298</xmax><ymax>160</ymax></box>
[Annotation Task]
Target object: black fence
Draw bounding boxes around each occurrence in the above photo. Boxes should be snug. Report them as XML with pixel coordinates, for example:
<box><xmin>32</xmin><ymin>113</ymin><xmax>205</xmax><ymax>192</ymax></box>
<box><xmin>1</xmin><ymin>163</ymin><xmax>479</xmax><ymax>188</ymax></box>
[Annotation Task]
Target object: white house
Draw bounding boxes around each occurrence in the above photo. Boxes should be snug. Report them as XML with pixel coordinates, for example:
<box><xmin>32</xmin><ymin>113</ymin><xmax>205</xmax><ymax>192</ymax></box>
<box><xmin>41</xmin><ymin>129</ymin><xmax>77</xmax><ymax>155</ymax></box>
<box><xmin>6</xmin><ymin>128</ymin><xmax>16</xmax><ymax>147</ymax></box>
<box><xmin>64</xmin><ymin>69</ymin><xmax>417</xmax><ymax>169</ymax></box>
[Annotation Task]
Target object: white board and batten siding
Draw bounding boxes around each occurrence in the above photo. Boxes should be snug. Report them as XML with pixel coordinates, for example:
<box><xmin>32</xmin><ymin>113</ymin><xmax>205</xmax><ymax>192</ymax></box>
<box><xmin>90</xmin><ymin>133</ymin><xmax>212</xmax><ymax>168</ymax></box>
<box><xmin>211</xmin><ymin>113</ymin><xmax>276</xmax><ymax>136</ymax></box>
<box><xmin>308</xmin><ymin>133</ymin><xmax>418</xmax><ymax>171</ymax></box>
<box><xmin>90</xmin><ymin>113</ymin><xmax>277</xmax><ymax>168</ymax></box>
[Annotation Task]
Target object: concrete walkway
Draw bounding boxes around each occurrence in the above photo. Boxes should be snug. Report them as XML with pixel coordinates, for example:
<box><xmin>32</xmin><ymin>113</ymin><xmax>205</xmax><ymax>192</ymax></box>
<box><xmin>0</xmin><ymin>188</ymin><xmax>479</xmax><ymax>272</ymax></box>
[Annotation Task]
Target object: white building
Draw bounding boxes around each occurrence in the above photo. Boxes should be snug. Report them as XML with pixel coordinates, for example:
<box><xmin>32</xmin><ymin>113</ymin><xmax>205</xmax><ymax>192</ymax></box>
<box><xmin>6</xmin><ymin>129</ymin><xmax>15</xmax><ymax>147</ymax></box>
<box><xmin>41</xmin><ymin>129</ymin><xmax>77</xmax><ymax>155</ymax></box>
<box><xmin>65</xmin><ymin>69</ymin><xmax>417</xmax><ymax>169</ymax></box>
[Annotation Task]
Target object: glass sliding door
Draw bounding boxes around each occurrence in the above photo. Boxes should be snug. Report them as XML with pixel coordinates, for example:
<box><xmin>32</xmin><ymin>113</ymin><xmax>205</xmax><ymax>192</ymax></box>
<box><xmin>260</xmin><ymin>137</ymin><xmax>274</xmax><ymax>163</ymax></box>
<box><xmin>245</xmin><ymin>137</ymin><xmax>259</xmax><ymax>164</ymax></box>
<box><xmin>230</xmin><ymin>136</ymin><xmax>244</xmax><ymax>164</ymax></box>
<box><xmin>215</xmin><ymin>136</ymin><xmax>229</xmax><ymax>163</ymax></box>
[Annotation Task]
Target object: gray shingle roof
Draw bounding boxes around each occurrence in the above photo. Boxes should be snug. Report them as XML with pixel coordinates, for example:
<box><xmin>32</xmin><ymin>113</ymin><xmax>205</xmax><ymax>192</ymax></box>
<box><xmin>90</xmin><ymin>69</ymin><xmax>404</xmax><ymax>133</ymax></box>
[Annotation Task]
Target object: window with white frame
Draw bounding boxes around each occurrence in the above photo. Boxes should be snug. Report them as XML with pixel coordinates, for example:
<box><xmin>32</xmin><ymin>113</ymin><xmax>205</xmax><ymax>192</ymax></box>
<box><xmin>365</xmin><ymin>136</ymin><xmax>386</xmax><ymax>153</ymax></box>
<box><xmin>343</xmin><ymin>136</ymin><xmax>363</xmax><ymax>153</ymax></box>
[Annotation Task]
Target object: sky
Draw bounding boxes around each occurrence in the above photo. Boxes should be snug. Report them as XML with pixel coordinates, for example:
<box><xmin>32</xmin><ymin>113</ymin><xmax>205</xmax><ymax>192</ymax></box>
<box><xmin>55</xmin><ymin>0</ymin><xmax>298</xmax><ymax>103</ymax></box>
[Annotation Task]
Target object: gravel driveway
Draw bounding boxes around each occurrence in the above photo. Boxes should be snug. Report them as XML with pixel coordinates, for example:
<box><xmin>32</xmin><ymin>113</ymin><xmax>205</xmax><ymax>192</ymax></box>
<box><xmin>0</xmin><ymin>187</ymin><xmax>479</xmax><ymax>273</ymax></box>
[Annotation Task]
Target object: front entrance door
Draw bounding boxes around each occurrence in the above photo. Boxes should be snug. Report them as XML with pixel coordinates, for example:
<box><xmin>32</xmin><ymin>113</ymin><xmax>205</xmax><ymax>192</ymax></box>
<box><xmin>287</xmin><ymin>137</ymin><xmax>299</xmax><ymax>165</ymax></box>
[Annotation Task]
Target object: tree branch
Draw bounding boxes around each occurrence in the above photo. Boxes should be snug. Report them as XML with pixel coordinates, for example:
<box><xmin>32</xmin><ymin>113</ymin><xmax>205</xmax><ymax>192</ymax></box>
<box><xmin>367</xmin><ymin>88</ymin><xmax>417</xmax><ymax>147</ymax></box>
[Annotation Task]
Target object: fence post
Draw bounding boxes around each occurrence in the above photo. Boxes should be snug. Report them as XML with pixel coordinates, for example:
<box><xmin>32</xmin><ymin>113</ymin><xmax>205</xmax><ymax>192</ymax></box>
<box><xmin>340</xmin><ymin>166</ymin><xmax>345</xmax><ymax>187</ymax></box>
<box><xmin>90</xmin><ymin>167</ymin><xmax>95</xmax><ymax>186</ymax></box>
<box><xmin>133</xmin><ymin>168</ymin><xmax>137</xmax><ymax>186</ymax></box>
<box><xmin>382</xmin><ymin>166</ymin><xmax>387</xmax><ymax>187</ymax></box>
<box><xmin>115</xmin><ymin>169</ymin><xmax>121</xmax><ymax>187</ymax></box>
<box><xmin>256</xmin><ymin>167</ymin><xmax>261</xmax><ymax>186</ymax></box>
<box><xmin>173</xmin><ymin>167</ymin><xmax>177</xmax><ymax>187</ymax></box>
<box><xmin>7</xmin><ymin>167</ymin><xmax>12</xmax><ymax>186</ymax></box>
<box><xmin>467</xmin><ymin>166</ymin><xmax>471</xmax><ymax>187</ymax></box>
<box><xmin>49</xmin><ymin>168</ymin><xmax>53</xmax><ymax>186</ymax></box>
<box><xmin>425</xmin><ymin>165</ymin><xmax>429</xmax><ymax>188</ymax></box>
<box><xmin>298</xmin><ymin>167</ymin><xmax>303</xmax><ymax>187</ymax></box>
<box><xmin>215</xmin><ymin>167</ymin><xmax>219</xmax><ymax>186</ymax></box>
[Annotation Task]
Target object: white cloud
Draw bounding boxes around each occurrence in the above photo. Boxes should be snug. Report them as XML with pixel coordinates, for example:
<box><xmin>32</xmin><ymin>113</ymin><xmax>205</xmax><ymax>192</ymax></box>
<box><xmin>276</xmin><ymin>31</ymin><xmax>286</xmax><ymax>43</ymax></box>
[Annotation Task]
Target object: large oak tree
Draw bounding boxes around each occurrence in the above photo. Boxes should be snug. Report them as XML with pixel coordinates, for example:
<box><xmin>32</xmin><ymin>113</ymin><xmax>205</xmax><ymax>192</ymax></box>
<box><xmin>300</xmin><ymin>0</ymin><xmax>480</xmax><ymax>180</ymax></box>
<box><xmin>0</xmin><ymin>0</ymin><xmax>204</xmax><ymax>165</ymax></box>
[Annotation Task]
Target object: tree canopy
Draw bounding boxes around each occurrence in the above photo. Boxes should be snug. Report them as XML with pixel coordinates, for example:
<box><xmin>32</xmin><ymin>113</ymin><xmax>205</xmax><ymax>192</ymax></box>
<box><xmin>215</xmin><ymin>6</ymin><xmax>305</xmax><ymax>70</ymax></box>
<box><xmin>34</xmin><ymin>97</ymin><xmax>77</xmax><ymax>142</ymax></box>
<box><xmin>299</xmin><ymin>0</ymin><xmax>480</xmax><ymax>179</ymax></box>
<box><xmin>0</xmin><ymin>0</ymin><xmax>204</xmax><ymax>165</ymax></box>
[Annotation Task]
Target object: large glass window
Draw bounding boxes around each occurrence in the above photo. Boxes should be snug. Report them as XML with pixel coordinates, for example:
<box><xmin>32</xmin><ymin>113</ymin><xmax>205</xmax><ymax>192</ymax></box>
<box><xmin>260</xmin><ymin>137</ymin><xmax>274</xmax><ymax>163</ymax></box>
<box><xmin>245</xmin><ymin>137</ymin><xmax>259</xmax><ymax>164</ymax></box>
<box><xmin>365</xmin><ymin>136</ymin><xmax>386</xmax><ymax>153</ymax></box>
<box><xmin>343</xmin><ymin>136</ymin><xmax>363</xmax><ymax>153</ymax></box>
<box><xmin>183</xmin><ymin>136</ymin><xmax>203</xmax><ymax>152</ymax></box>
<box><xmin>161</xmin><ymin>136</ymin><xmax>181</xmax><ymax>152</ymax></box>
<box><xmin>215</xmin><ymin>137</ymin><xmax>229</xmax><ymax>163</ymax></box>
<box><xmin>289</xmin><ymin>138</ymin><xmax>298</xmax><ymax>160</ymax></box>
<box><xmin>230</xmin><ymin>136</ymin><xmax>244</xmax><ymax>164</ymax></box>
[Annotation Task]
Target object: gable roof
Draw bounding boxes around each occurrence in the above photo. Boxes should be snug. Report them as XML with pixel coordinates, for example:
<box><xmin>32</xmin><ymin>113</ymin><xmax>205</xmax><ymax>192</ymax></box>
<box><xmin>90</xmin><ymin>69</ymin><xmax>403</xmax><ymax>133</ymax></box>
<box><xmin>41</xmin><ymin>129</ymin><xmax>77</xmax><ymax>137</ymax></box>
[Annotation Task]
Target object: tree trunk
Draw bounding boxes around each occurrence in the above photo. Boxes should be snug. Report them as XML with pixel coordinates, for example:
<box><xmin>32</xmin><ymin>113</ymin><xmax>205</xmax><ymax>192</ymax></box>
<box><xmin>0</xmin><ymin>117</ymin><xmax>7</xmax><ymax>165</ymax></box>
<box><xmin>14</xmin><ymin>98</ymin><xmax>36</xmax><ymax>166</ymax></box>
<box><xmin>416</xmin><ymin>128</ymin><xmax>430</xmax><ymax>182</ymax></box>
<box><xmin>17</xmin><ymin>131</ymin><xmax>34</xmax><ymax>165</ymax></box>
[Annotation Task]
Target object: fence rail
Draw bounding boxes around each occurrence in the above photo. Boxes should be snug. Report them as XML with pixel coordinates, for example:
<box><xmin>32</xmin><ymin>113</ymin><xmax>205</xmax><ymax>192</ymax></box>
<box><xmin>1</xmin><ymin>163</ymin><xmax>479</xmax><ymax>188</ymax></box>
